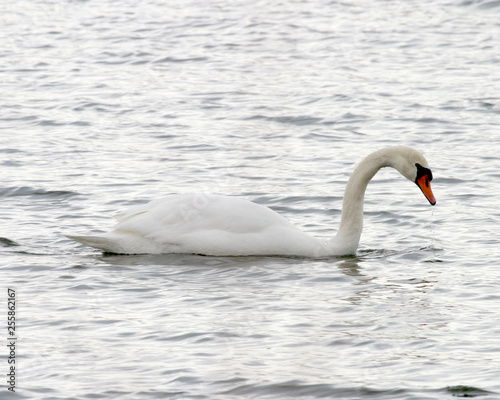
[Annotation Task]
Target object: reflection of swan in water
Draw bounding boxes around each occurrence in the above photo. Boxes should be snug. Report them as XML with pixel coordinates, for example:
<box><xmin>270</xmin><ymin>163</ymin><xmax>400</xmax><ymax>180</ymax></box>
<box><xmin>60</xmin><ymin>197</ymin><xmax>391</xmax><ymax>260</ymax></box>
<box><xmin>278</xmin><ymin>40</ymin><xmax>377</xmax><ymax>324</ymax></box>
<box><xmin>337</xmin><ymin>258</ymin><xmax>366</xmax><ymax>278</ymax></box>
<box><xmin>67</xmin><ymin>146</ymin><xmax>436</xmax><ymax>256</ymax></box>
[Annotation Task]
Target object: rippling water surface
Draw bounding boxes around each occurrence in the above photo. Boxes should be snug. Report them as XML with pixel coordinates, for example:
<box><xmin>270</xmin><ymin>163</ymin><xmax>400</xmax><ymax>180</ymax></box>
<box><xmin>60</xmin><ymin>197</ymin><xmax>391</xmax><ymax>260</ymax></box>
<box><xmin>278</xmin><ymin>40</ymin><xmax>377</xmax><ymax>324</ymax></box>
<box><xmin>2</xmin><ymin>0</ymin><xmax>500</xmax><ymax>399</ymax></box>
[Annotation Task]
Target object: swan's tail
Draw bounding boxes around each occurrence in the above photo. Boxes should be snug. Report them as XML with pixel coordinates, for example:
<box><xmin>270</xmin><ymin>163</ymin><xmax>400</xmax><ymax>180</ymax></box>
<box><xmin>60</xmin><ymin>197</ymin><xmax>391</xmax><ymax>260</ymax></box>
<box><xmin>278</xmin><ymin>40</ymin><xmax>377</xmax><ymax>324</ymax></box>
<box><xmin>66</xmin><ymin>235</ymin><xmax>118</xmax><ymax>253</ymax></box>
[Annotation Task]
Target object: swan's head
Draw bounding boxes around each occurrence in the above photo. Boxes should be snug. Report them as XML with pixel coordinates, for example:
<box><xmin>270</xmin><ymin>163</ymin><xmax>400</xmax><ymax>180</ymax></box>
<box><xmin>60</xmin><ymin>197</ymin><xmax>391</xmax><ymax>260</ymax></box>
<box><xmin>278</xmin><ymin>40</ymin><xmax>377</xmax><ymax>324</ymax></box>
<box><xmin>390</xmin><ymin>146</ymin><xmax>436</xmax><ymax>206</ymax></box>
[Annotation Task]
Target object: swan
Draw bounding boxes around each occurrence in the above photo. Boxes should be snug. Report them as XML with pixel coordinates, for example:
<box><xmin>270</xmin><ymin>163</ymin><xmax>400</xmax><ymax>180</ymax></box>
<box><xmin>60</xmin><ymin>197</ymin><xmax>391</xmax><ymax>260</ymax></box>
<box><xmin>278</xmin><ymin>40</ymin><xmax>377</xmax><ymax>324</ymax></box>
<box><xmin>67</xmin><ymin>146</ymin><xmax>436</xmax><ymax>257</ymax></box>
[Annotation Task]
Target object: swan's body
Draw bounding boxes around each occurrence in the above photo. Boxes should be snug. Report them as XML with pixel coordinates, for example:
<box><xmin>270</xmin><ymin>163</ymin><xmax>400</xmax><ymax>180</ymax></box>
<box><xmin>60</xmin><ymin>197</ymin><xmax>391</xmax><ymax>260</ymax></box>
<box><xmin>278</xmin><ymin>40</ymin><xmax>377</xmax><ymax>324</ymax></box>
<box><xmin>67</xmin><ymin>146</ymin><xmax>436</xmax><ymax>256</ymax></box>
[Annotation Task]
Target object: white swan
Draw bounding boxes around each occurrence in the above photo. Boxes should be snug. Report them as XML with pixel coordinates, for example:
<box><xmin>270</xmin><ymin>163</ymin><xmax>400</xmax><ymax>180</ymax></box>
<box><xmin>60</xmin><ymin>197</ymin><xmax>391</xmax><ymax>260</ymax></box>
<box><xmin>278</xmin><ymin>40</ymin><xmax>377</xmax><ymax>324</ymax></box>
<box><xmin>67</xmin><ymin>146</ymin><xmax>436</xmax><ymax>257</ymax></box>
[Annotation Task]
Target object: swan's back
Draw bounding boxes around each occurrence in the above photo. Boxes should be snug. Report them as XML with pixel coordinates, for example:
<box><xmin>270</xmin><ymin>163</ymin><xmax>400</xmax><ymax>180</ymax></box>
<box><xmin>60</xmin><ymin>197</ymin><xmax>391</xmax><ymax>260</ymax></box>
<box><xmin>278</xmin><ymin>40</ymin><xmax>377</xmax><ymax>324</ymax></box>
<box><xmin>68</xmin><ymin>194</ymin><xmax>325</xmax><ymax>256</ymax></box>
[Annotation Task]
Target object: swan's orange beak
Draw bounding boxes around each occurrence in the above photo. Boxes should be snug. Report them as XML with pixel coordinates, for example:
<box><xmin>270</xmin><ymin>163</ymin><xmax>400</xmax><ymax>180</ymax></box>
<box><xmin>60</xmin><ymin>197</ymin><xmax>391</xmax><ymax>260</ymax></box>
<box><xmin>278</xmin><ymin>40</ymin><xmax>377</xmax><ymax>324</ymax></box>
<box><xmin>416</xmin><ymin>175</ymin><xmax>436</xmax><ymax>206</ymax></box>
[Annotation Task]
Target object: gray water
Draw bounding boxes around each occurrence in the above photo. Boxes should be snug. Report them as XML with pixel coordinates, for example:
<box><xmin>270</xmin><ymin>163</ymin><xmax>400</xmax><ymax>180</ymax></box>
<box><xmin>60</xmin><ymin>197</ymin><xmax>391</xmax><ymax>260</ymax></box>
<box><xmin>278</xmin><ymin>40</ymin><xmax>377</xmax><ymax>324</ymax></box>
<box><xmin>2</xmin><ymin>0</ymin><xmax>500</xmax><ymax>399</ymax></box>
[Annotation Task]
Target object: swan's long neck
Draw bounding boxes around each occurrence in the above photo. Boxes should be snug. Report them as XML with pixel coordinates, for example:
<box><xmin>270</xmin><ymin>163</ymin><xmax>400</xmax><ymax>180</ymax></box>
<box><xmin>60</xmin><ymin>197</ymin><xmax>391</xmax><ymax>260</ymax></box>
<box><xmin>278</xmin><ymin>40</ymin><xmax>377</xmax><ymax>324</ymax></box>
<box><xmin>331</xmin><ymin>149</ymin><xmax>393</xmax><ymax>253</ymax></box>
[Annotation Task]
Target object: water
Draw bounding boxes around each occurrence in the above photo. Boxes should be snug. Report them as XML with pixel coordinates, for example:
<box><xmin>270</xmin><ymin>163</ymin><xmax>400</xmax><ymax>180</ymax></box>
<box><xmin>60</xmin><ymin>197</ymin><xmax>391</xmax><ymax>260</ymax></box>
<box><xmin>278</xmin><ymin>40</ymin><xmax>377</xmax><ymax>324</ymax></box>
<box><xmin>2</xmin><ymin>0</ymin><xmax>500</xmax><ymax>398</ymax></box>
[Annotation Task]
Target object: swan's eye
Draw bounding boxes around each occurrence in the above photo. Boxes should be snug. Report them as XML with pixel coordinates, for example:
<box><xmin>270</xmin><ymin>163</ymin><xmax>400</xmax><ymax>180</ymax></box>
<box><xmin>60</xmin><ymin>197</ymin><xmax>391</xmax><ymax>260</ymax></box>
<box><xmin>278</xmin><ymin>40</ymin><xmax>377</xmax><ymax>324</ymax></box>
<box><xmin>415</xmin><ymin>163</ymin><xmax>433</xmax><ymax>183</ymax></box>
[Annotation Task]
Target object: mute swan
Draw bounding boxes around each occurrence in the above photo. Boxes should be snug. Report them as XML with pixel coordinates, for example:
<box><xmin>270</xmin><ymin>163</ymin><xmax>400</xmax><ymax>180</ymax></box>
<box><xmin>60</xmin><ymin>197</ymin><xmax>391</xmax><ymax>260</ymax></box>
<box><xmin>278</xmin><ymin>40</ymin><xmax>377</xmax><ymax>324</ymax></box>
<box><xmin>67</xmin><ymin>146</ymin><xmax>436</xmax><ymax>257</ymax></box>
